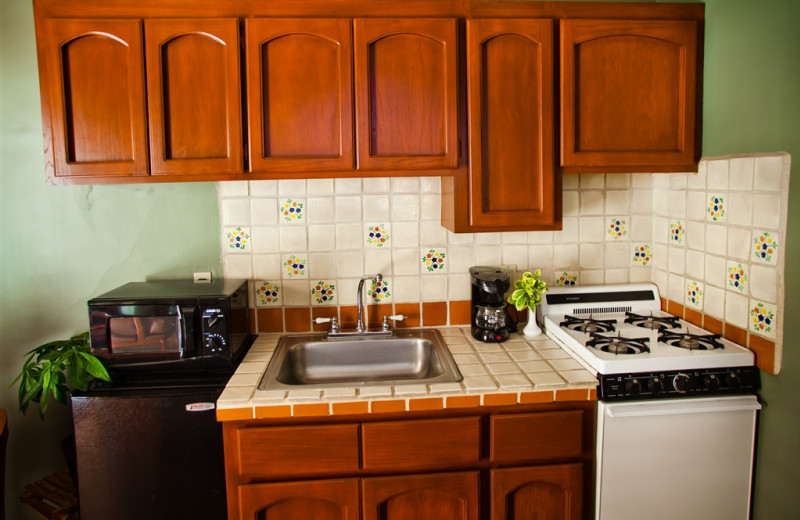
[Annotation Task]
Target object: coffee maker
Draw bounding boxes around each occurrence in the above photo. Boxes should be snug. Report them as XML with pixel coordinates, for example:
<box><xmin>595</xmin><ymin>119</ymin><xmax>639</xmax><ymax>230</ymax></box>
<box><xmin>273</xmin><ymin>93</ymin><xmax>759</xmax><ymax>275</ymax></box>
<box><xmin>469</xmin><ymin>266</ymin><xmax>513</xmax><ymax>342</ymax></box>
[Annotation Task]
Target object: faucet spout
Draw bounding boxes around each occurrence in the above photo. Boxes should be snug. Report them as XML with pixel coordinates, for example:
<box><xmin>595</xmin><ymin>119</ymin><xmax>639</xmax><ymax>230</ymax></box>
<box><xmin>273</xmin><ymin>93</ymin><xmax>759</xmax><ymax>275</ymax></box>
<box><xmin>356</xmin><ymin>274</ymin><xmax>382</xmax><ymax>333</ymax></box>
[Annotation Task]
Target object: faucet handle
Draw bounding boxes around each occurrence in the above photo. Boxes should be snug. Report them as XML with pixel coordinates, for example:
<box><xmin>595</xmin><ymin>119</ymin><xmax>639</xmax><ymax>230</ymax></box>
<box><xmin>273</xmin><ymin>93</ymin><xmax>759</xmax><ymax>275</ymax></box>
<box><xmin>315</xmin><ymin>316</ymin><xmax>340</xmax><ymax>334</ymax></box>
<box><xmin>381</xmin><ymin>314</ymin><xmax>406</xmax><ymax>332</ymax></box>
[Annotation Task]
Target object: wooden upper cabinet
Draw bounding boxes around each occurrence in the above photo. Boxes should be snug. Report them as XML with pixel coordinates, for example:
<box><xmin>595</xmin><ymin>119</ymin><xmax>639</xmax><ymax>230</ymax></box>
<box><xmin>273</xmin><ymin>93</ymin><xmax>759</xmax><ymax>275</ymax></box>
<box><xmin>353</xmin><ymin>18</ymin><xmax>459</xmax><ymax>171</ymax></box>
<box><xmin>464</xmin><ymin>18</ymin><xmax>558</xmax><ymax>230</ymax></box>
<box><xmin>144</xmin><ymin>18</ymin><xmax>243</xmax><ymax>176</ymax></box>
<box><xmin>41</xmin><ymin>19</ymin><xmax>149</xmax><ymax>181</ymax></box>
<box><xmin>560</xmin><ymin>19</ymin><xmax>699</xmax><ymax>173</ymax></box>
<box><xmin>246</xmin><ymin>18</ymin><xmax>354</xmax><ymax>173</ymax></box>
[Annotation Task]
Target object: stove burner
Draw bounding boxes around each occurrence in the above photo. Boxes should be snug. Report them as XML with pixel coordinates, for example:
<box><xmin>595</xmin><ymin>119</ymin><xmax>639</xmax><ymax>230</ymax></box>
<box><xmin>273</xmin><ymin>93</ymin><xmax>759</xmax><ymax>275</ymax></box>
<box><xmin>560</xmin><ymin>315</ymin><xmax>617</xmax><ymax>333</ymax></box>
<box><xmin>624</xmin><ymin>311</ymin><xmax>681</xmax><ymax>330</ymax></box>
<box><xmin>586</xmin><ymin>332</ymin><xmax>650</xmax><ymax>355</ymax></box>
<box><xmin>659</xmin><ymin>331</ymin><xmax>723</xmax><ymax>350</ymax></box>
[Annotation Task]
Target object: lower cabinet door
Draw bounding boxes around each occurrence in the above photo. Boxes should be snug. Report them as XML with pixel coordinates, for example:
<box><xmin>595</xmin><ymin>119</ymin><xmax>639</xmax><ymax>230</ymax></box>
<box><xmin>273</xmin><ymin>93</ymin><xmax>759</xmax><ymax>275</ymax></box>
<box><xmin>363</xmin><ymin>471</ymin><xmax>480</xmax><ymax>520</ymax></box>
<box><xmin>491</xmin><ymin>464</ymin><xmax>583</xmax><ymax>520</ymax></box>
<box><xmin>239</xmin><ymin>478</ymin><xmax>360</xmax><ymax>520</ymax></box>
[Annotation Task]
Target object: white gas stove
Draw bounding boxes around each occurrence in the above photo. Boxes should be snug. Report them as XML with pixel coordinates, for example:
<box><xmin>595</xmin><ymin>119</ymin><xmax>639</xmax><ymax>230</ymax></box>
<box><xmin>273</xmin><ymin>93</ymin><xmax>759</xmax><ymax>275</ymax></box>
<box><xmin>540</xmin><ymin>283</ymin><xmax>758</xmax><ymax>400</ymax></box>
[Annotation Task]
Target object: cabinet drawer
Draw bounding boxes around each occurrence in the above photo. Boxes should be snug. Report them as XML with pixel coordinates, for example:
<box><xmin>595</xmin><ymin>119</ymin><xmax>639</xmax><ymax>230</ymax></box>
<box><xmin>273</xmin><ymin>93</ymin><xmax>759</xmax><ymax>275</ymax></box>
<box><xmin>236</xmin><ymin>423</ymin><xmax>359</xmax><ymax>480</ymax></box>
<box><xmin>491</xmin><ymin>411</ymin><xmax>584</xmax><ymax>464</ymax></box>
<box><xmin>362</xmin><ymin>417</ymin><xmax>481</xmax><ymax>471</ymax></box>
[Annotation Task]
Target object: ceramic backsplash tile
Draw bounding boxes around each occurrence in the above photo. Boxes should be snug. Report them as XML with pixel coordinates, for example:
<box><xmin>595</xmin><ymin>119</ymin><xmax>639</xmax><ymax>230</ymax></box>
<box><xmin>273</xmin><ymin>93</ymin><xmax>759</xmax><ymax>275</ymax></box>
<box><xmin>220</xmin><ymin>153</ymin><xmax>789</xmax><ymax>374</ymax></box>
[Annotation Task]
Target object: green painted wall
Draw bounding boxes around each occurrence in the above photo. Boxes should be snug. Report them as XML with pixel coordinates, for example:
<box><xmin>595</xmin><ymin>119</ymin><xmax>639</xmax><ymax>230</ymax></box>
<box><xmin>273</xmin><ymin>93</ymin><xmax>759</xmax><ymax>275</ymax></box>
<box><xmin>0</xmin><ymin>1</ymin><xmax>222</xmax><ymax>517</ymax></box>
<box><xmin>2</xmin><ymin>0</ymin><xmax>799</xmax><ymax>518</ymax></box>
<box><xmin>701</xmin><ymin>1</ymin><xmax>800</xmax><ymax>517</ymax></box>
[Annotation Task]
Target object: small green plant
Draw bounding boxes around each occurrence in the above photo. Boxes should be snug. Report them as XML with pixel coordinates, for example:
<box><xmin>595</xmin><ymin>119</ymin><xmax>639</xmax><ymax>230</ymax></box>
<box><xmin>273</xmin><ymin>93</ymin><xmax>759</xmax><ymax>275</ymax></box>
<box><xmin>11</xmin><ymin>332</ymin><xmax>111</xmax><ymax>419</ymax></box>
<box><xmin>508</xmin><ymin>269</ymin><xmax>548</xmax><ymax>311</ymax></box>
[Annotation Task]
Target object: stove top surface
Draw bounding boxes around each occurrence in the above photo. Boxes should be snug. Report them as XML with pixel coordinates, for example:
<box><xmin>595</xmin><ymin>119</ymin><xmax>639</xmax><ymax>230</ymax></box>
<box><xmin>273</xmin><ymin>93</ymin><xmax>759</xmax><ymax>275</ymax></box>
<box><xmin>541</xmin><ymin>283</ymin><xmax>755</xmax><ymax>375</ymax></box>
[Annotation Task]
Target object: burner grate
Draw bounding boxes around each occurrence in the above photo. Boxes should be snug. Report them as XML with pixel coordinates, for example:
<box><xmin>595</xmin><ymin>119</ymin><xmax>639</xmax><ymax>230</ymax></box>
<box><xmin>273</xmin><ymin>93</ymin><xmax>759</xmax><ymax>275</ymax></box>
<box><xmin>586</xmin><ymin>332</ymin><xmax>650</xmax><ymax>355</ymax></box>
<box><xmin>659</xmin><ymin>331</ymin><xmax>723</xmax><ymax>350</ymax></box>
<box><xmin>624</xmin><ymin>311</ymin><xmax>681</xmax><ymax>330</ymax></box>
<box><xmin>560</xmin><ymin>315</ymin><xmax>617</xmax><ymax>333</ymax></box>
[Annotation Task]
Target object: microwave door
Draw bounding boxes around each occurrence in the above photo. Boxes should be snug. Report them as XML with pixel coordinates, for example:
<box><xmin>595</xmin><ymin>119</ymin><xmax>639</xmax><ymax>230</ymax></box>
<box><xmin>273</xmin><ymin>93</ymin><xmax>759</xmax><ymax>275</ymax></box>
<box><xmin>179</xmin><ymin>305</ymin><xmax>197</xmax><ymax>358</ymax></box>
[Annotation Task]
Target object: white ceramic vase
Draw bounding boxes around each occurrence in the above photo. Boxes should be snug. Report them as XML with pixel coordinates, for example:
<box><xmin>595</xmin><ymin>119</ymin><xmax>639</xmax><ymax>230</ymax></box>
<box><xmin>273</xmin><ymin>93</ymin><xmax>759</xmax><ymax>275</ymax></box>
<box><xmin>522</xmin><ymin>307</ymin><xmax>542</xmax><ymax>337</ymax></box>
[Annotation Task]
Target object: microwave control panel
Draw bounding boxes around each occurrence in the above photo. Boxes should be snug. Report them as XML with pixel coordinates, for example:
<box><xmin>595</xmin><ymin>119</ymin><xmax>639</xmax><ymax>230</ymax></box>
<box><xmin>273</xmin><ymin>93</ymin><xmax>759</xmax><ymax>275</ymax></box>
<box><xmin>202</xmin><ymin>307</ymin><xmax>228</xmax><ymax>353</ymax></box>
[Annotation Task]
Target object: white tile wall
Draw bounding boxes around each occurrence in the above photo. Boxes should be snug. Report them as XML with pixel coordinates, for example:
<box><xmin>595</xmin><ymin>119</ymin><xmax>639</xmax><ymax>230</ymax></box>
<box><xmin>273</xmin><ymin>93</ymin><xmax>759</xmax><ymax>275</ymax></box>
<box><xmin>220</xmin><ymin>153</ymin><xmax>789</xmax><ymax>371</ymax></box>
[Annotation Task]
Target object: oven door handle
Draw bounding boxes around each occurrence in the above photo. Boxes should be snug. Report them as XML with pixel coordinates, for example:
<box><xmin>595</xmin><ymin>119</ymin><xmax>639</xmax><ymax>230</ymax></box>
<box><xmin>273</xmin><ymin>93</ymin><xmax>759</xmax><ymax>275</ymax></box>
<box><xmin>605</xmin><ymin>397</ymin><xmax>761</xmax><ymax>418</ymax></box>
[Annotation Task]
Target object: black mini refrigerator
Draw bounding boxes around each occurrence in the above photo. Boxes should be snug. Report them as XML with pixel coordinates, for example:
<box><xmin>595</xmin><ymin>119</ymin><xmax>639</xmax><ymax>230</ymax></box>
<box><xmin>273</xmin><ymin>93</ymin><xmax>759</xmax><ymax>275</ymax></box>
<box><xmin>70</xmin><ymin>378</ymin><xmax>229</xmax><ymax>520</ymax></box>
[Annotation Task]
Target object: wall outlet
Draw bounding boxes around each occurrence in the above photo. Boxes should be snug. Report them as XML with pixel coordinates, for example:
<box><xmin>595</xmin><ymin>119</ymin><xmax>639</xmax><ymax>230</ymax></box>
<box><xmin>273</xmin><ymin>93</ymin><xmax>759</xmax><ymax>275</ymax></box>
<box><xmin>193</xmin><ymin>271</ymin><xmax>212</xmax><ymax>283</ymax></box>
<box><xmin>499</xmin><ymin>264</ymin><xmax>517</xmax><ymax>281</ymax></box>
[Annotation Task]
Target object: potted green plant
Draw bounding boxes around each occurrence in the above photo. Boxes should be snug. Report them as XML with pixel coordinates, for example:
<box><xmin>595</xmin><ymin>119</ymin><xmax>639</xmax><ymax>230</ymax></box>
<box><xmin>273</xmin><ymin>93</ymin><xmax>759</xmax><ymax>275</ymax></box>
<box><xmin>508</xmin><ymin>270</ymin><xmax>548</xmax><ymax>337</ymax></box>
<box><xmin>11</xmin><ymin>331</ymin><xmax>111</xmax><ymax>420</ymax></box>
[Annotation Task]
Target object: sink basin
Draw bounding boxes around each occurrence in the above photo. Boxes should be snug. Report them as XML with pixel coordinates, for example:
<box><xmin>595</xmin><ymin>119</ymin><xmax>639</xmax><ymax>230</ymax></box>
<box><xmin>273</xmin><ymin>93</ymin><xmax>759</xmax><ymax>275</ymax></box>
<box><xmin>258</xmin><ymin>328</ymin><xmax>462</xmax><ymax>390</ymax></box>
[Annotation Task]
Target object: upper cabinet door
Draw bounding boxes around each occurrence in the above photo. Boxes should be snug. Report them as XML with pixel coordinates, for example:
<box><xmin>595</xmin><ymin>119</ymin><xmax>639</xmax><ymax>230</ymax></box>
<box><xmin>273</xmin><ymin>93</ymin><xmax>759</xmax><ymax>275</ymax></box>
<box><xmin>466</xmin><ymin>19</ymin><xmax>558</xmax><ymax>230</ymax></box>
<box><xmin>560</xmin><ymin>19</ymin><xmax>699</xmax><ymax>172</ymax></box>
<box><xmin>247</xmin><ymin>18</ymin><xmax>354</xmax><ymax>173</ymax></box>
<box><xmin>42</xmin><ymin>19</ymin><xmax>149</xmax><ymax>181</ymax></box>
<box><xmin>145</xmin><ymin>19</ymin><xmax>243</xmax><ymax>176</ymax></box>
<box><xmin>353</xmin><ymin>18</ymin><xmax>459</xmax><ymax>171</ymax></box>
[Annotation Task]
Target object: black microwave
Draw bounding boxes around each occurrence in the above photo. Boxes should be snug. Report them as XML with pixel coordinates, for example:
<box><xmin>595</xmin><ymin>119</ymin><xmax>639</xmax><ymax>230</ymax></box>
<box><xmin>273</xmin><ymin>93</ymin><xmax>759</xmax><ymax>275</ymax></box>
<box><xmin>88</xmin><ymin>279</ymin><xmax>255</xmax><ymax>377</ymax></box>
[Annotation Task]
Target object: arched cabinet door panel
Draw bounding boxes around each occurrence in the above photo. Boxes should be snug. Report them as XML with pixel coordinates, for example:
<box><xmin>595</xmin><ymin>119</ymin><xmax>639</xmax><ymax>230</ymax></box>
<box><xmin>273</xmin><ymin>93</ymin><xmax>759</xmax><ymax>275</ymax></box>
<box><xmin>491</xmin><ymin>464</ymin><xmax>583</xmax><ymax>520</ymax></box>
<box><xmin>560</xmin><ymin>19</ymin><xmax>699</xmax><ymax>172</ymax></box>
<box><xmin>246</xmin><ymin>18</ymin><xmax>354</xmax><ymax>173</ymax></box>
<box><xmin>466</xmin><ymin>18</ymin><xmax>558</xmax><ymax>230</ymax></box>
<box><xmin>239</xmin><ymin>478</ymin><xmax>360</xmax><ymax>520</ymax></box>
<box><xmin>145</xmin><ymin>18</ymin><xmax>243</xmax><ymax>176</ymax></box>
<box><xmin>362</xmin><ymin>472</ymin><xmax>479</xmax><ymax>520</ymax></box>
<box><xmin>42</xmin><ymin>19</ymin><xmax>149</xmax><ymax>180</ymax></box>
<box><xmin>353</xmin><ymin>18</ymin><xmax>459</xmax><ymax>171</ymax></box>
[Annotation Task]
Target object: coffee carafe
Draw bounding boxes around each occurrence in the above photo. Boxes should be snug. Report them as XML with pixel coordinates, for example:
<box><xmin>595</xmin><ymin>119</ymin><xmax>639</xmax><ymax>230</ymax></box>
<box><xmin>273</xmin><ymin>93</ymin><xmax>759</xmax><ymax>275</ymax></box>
<box><xmin>469</xmin><ymin>266</ymin><xmax>513</xmax><ymax>342</ymax></box>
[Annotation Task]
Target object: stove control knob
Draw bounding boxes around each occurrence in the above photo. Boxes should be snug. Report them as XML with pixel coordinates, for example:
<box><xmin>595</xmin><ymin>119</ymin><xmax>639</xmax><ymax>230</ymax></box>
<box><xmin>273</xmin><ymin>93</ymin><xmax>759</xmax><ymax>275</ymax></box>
<box><xmin>727</xmin><ymin>372</ymin><xmax>742</xmax><ymax>390</ymax></box>
<box><xmin>673</xmin><ymin>373</ymin><xmax>693</xmax><ymax>393</ymax></box>
<box><xmin>648</xmin><ymin>377</ymin><xmax>664</xmax><ymax>394</ymax></box>
<box><xmin>625</xmin><ymin>379</ymin><xmax>642</xmax><ymax>396</ymax></box>
<box><xmin>704</xmin><ymin>374</ymin><xmax>720</xmax><ymax>391</ymax></box>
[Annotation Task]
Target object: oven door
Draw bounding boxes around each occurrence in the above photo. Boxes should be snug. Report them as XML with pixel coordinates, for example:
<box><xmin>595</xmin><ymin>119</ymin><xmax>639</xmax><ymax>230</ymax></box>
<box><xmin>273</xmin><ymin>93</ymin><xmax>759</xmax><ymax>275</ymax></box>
<box><xmin>596</xmin><ymin>396</ymin><xmax>761</xmax><ymax>520</ymax></box>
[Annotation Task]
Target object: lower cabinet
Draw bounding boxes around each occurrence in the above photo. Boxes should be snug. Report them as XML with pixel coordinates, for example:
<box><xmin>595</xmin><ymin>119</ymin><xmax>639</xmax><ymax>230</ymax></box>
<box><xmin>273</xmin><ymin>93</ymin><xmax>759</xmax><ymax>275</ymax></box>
<box><xmin>491</xmin><ymin>464</ymin><xmax>583</xmax><ymax>520</ymax></box>
<box><xmin>224</xmin><ymin>403</ymin><xmax>594</xmax><ymax>520</ymax></box>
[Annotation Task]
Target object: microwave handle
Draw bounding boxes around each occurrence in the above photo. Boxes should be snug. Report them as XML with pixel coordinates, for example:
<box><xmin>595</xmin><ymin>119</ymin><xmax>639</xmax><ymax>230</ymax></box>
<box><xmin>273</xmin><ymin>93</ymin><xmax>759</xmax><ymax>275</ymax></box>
<box><xmin>178</xmin><ymin>306</ymin><xmax>197</xmax><ymax>358</ymax></box>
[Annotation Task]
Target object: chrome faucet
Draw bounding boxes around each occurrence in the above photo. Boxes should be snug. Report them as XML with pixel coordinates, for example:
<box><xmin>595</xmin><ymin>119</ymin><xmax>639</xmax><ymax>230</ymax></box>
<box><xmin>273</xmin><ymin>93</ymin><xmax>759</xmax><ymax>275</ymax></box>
<box><xmin>356</xmin><ymin>274</ymin><xmax>381</xmax><ymax>333</ymax></box>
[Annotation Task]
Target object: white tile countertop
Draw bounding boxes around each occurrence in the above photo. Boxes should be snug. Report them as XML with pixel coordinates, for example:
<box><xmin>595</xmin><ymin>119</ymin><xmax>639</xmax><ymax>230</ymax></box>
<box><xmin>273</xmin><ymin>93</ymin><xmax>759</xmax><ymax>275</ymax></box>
<box><xmin>216</xmin><ymin>327</ymin><xmax>598</xmax><ymax>421</ymax></box>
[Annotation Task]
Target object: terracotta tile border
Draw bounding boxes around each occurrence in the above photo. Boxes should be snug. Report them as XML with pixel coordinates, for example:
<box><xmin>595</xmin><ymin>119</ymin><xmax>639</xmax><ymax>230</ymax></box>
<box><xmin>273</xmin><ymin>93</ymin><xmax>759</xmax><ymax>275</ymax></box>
<box><xmin>254</xmin><ymin>405</ymin><xmax>292</xmax><ymax>419</ymax></box>
<box><xmin>292</xmin><ymin>403</ymin><xmax>331</xmax><ymax>417</ymax></box>
<box><xmin>217</xmin><ymin>407</ymin><xmax>254</xmax><ymax>421</ymax></box>
<box><xmin>555</xmin><ymin>388</ymin><xmax>590</xmax><ymax>402</ymax></box>
<box><xmin>724</xmin><ymin>323</ymin><xmax>747</xmax><ymax>346</ymax></box>
<box><xmin>332</xmin><ymin>401</ymin><xmax>370</xmax><ymax>415</ymax></box>
<box><xmin>409</xmin><ymin>397</ymin><xmax>444</xmax><ymax>411</ymax></box>
<box><xmin>519</xmin><ymin>391</ymin><xmax>555</xmax><ymax>404</ymax></box>
<box><xmin>483</xmin><ymin>393</ymin><xmax>518</xmax><ymax>406</ymax></box>
<box><xmin>371</xmin><ymin>399</ymin><xmax>407</xmax><ymax>414</ymax></box>
<box><xmin>748</xmin><ymin>334</ymin><xmax>776</xmax><ymax>373</ymax></box>
<box><xmin>445</xmin><ymin>395</ymin><xmax>481</xmax><ymax>408</ymax></box>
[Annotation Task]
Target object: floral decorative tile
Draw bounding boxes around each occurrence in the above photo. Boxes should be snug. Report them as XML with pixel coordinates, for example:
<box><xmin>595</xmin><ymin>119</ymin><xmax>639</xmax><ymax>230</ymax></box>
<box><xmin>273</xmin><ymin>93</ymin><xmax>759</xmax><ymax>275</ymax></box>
<box><xmin>283</xmin><ymin>254</ymin><xmax>307</xmax><ymax>278</ymax></box>
<box><xmin>607</xmin><ymin>218</ymin><xmax>627</xmax><ymax>240</ymax></box>
<box><xmin>632</xmin><ymin>245</ymin><xmax>652</xmax><ymax>266</ymax></box>
<box><xmin>311</xmin><ymin>281</ymin><xmax>335</xmax><ymax>305</ymax></box>
<box><xmin>727</xmin><ymin>262</ymin><xmax>748</xmax><ymax>293</ymax></box>
<box><xmin>685</xmin><ymin>281</ymin><xmax>703</xmax><ymax>309</ymax></box>
<box><xmin>750</xmin><ymin>301</ymin><xmax>777</xmax><ymax>338</ymax></box>
<box><xmin>280</xmin><ymin>198</ymin><xmax>304</xmax><ymax>223</ymax></box>
<box><xmin>255</xmin><ymin>281</ymin><xmax>281</xmax><ymax>306</ymax></box>
<box><xmin>555</xmin><ymin>272</ymin><xmax>578</xmax><ymax>287</ymax></box>
<box><xmin>422</xmin><ymin>248</ymin><xmax>447</xmax><ymax>272</ymax></box>
<box><xmin>707</xmin><ymin>195</ymin><xmax>726</xmax><ymax>222</ymax></box>
<box><xmin>225</xmin><ymin>227</ymin><xmax>250</xmax><ymax>252</ymax></box>
<box><xmin>753</xmin><ymin>231</ymin><xmax>779</xmax><ymax>264</ymax></box>
<box><xmin>670</xmin><ymin>220</ymin><xmax>685</xmax><ymax>244</ymax></box>
<box><xmin>366</xmin><ymin>224</ymin><xmax>390</xmax><ymax>247</ymax></box>
<box><xmin>370</xmin><ymin>278</ymin><xmax>391</xmax><ymax>303</ymax></box>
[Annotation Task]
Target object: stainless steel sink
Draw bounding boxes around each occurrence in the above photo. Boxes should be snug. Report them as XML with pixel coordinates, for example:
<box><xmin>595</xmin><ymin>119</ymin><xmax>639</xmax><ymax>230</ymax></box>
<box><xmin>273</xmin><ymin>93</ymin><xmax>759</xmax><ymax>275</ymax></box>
<box><xmin>258</xmin><ymin>328</ymin><xmax>462</xmax><ymax>390</ymax></box>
